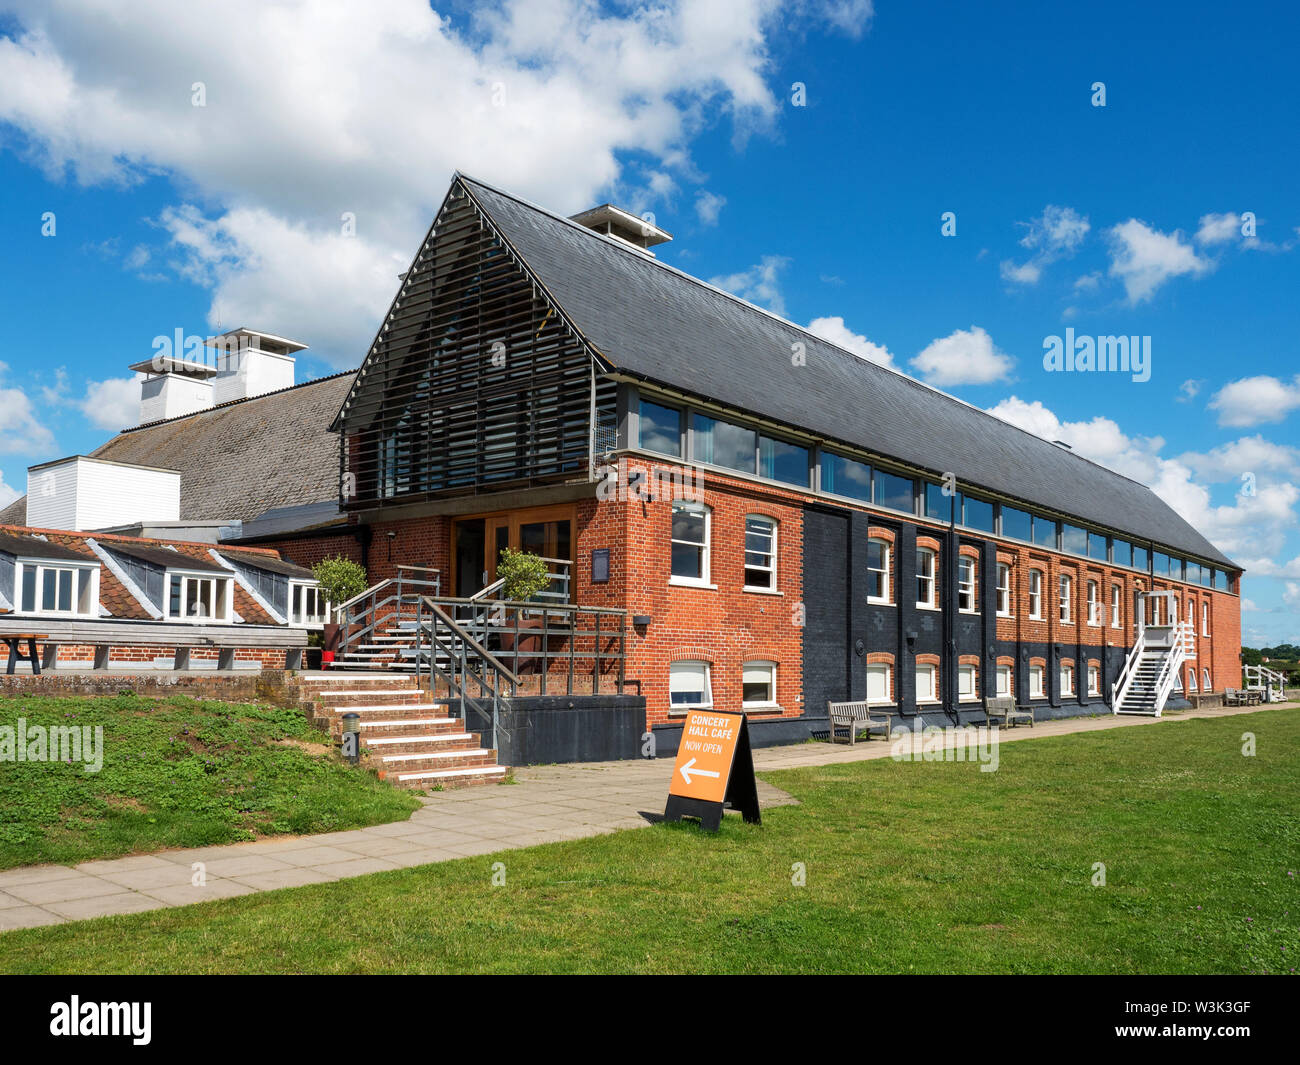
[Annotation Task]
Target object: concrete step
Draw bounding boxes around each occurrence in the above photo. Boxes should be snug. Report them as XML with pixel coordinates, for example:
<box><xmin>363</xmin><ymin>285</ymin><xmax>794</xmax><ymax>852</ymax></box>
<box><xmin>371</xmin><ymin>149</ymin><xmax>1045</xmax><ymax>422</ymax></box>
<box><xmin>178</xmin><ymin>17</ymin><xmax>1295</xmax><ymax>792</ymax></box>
<box><xmin>389</xmin><ymin>764</ymin><xmax>507</xmax><ymax>789</ymax></box>
<box><xmin>360</xmin><ymin>732</ymin><xmax>478</xmax><ymax>754</ymax></box>
<box><xmin>375</xmin><ymin>748</ymin><xmax>495</xmax><ymax>772</ymax></box>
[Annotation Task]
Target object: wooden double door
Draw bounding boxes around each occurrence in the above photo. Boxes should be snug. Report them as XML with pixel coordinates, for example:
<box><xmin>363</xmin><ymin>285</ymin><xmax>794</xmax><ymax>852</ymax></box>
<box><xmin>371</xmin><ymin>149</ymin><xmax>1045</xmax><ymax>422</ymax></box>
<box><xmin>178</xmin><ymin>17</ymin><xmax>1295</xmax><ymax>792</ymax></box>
<box><xmin>450</xmin><ymin>504</ymin><xmax>574</xmax><ymax>597</ymax></box>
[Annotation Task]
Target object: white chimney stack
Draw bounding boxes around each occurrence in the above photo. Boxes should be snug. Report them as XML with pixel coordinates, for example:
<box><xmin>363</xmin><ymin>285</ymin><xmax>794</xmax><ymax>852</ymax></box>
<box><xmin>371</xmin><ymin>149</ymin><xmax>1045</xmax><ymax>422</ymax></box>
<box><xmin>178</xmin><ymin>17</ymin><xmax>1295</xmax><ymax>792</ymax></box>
<box><xmin>210</xmin><ymin>329</ymin><xmax>304</xmax><ymax>406</ymax></box>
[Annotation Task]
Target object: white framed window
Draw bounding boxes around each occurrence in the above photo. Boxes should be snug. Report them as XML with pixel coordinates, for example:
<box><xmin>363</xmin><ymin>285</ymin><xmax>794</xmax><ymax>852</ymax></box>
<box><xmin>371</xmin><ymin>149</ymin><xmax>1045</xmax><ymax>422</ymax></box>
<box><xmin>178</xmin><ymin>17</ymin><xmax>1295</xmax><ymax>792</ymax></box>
<box><xmin>996</xmin><ymin>664</ymin><xmax>1013</xmax><ymax>697</ymax></box>
<box><xmin>1028</xmin><ymin>568</ymin><xmax>1043</xmax><ymax>619</ymax></box>
<box><xmin>1029</xmin><ymin>664</ymin><xmax>1045</xmax><ymax>698</ymax></box>
<box><xmin>1060</xmin><ymin>664</ymin><xmax>1075</xmax><ymax>696</ymax></box>
<box><xmin>916</xmin><ymin>663</ymin><xmax>938</xmax><ymax>703</ymax></box>
<box><xmin>669</xmin><ymin>660</ymin><xmax>712</xmax><ymax>711</ymax></box>
<box><xmin>958</xmin><ymin>663</ymin><xmax>978</xmax><ymax>701</ymax></box>
<box><xmin>1202</xmin><ymin>668</ymin><xmax>1211</xmax><ymax>691</ymax></box>
<box><xmin>167</xmin><ymin>571</ymin><xmax>234</xmax><ymax>623</ymax></box>
<box><xmin>1202</xmin><ymin>601</ymin><xmax>1210</xmax><ymax>637</ymax></box>
<box><xmin>16</xmin><ymin>559</ymin><xmax>100</xmax><ymax>619</ymax></box>
<box><xmin>1087</xmin><ymin>580</ymin><xmax>1101</xmax><ymax>626</ymax></box>
<box><xmin>996</xmin><ymin>562</ymin><xmax>1011</xmax><ymax>616</ymax></box>
<box><xmin>1188</xmin><ymin>668</ymin><xmax>1198</xmax><ymax>692</ymax></box>
<box><xmin>1088</xmin><ymin>663</ymin><xmax>1101</xmax><ymax>695</ymax></box>
<box><xmin>916</xmin><ymin>547</ymin><xmax>937</xmax><ymax>609</ymax></box>
<box><xmin>867</xmin><ymin>537</ymin><xmax>891</xmax><ymax>604</ymax></box>
<box><xmin>289</xmin><ymin>581</ymin><xmax>329</xmax><ymax>627</ymax></box>
<box><xmin>670</xmin><ymin>502</ymin><xmax>711</xmax><ymax>586</ymax></box>
<box><xmin>741</xmin><ymin>660</ymin><xmax>777</xmax><ymax>708</ymax></box>
<box><xmin>866</xmin><ymin>663</ymin><xmax>893</xmax><ymax>705</ymax></box>
<box><xmin>1111</xmin><ymin>583</ymin><xmax>1122</xmax><ymax>628</ymax></box>
<box><xmin>1059</xmin><ymin>574</ymin><xmax>1073</xmax><ymax>624</ymax></box>
<box><xmin>743</xmin><ymin>515</ymin><xmax>777</xmax><ymax>591</ymax></box>
<box><xmin>958</xmin><ymin>556</ymin><xmax>977</xmax><ymax>613</ymax></box>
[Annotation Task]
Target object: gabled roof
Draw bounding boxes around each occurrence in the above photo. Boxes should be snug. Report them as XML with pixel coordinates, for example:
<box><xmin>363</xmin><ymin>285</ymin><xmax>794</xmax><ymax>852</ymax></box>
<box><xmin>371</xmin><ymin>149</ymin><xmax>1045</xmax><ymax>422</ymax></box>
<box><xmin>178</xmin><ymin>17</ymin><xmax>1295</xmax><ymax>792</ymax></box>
<box><xmin>0</xmin><ymin>372</ymin><xmax>355</xmax><ymax>528</ymax></box>
<box><xmin>99</xmin><ymin>541</ymin><xmax>227</xmax><ymax>573</ymax></box>
<box><xmin>453</xmin><ymin>173</ymin><xmax>1235</xmax><ymax>569</ymax></box>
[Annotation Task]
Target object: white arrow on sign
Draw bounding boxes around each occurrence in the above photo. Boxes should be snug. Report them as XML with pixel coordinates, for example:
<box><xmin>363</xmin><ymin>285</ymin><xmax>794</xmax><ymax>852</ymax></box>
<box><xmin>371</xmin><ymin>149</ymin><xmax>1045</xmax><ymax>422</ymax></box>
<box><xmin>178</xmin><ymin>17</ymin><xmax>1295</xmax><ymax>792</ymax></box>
<box><xmin>679</xmin><ymin>757</ymin><xmax>721</xmax><ymax>786</ymax></box>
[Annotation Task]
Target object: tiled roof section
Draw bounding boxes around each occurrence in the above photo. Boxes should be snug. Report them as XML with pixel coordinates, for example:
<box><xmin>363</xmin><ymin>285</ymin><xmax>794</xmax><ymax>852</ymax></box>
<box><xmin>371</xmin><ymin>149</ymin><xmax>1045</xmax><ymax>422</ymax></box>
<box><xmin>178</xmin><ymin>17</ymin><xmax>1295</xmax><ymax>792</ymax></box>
<box><xmin>457</xmin><ymin>174</ymin><xmax>1235</xmax><ymax>569</ymax></box>
<box><xmin>219</xmin><ymin>547</ymin><xmax>314</xmax><ymax>580</ymax></box>
<box><xmin>0</xmin><ymin>524</ymin><xmax>294</xmax><ymax>625</ymax></box>
<box><xmin>100</xmin><ymin>541</ymin><xmax>228</xmax><ymax>573</ymax></box>
<box><xmin>0</xmin><ymin>372</ymin><xmax>356</xmax><ymax>529</ymax></box>
<box><xmin>0</xmin><ymin>529</ymin><xmax>95</xmax><ymax>563</ymax></box>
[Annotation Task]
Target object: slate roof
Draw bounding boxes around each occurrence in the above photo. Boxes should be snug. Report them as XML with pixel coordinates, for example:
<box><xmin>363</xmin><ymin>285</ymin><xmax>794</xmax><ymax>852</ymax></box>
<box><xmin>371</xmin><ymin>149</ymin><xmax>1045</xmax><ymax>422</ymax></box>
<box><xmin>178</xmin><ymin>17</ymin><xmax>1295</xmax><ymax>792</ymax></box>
<box><xmin>99</xmin><ymin>541</ymin><xmax>228</xmax><ymax>574</ymax></box>
<box><xmin>0</xmin><ymin>372</ymin><xmax>355</xmax><ymax>527</ymax></box>
<box><xmin>454</xmin><ymin>174</ymin><xmax>1235</xmax><ymax>569</ymax></box>
<box><xmin>218</xmin><ymin>546</ymin><xmax>314</xmax><ymax>580</ymax></box>
<box><xmin>0</xmin><ymin>530</ymin><xmax>94</xmax><ymax>563</ymax></box>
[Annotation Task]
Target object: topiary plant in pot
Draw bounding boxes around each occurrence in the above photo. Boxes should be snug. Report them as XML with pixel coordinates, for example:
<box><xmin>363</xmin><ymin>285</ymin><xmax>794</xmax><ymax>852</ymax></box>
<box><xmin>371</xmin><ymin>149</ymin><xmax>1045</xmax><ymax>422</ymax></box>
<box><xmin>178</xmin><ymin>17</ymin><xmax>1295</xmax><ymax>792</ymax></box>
<box><xmin>495</xmin><ymin>548</ymin><xmax>553</xmax><ymax>674</ymax></box>
<box><xmin>311</xmin><ymin>556</ymin><xmax>369</xmax><ymax>660</ymax></box>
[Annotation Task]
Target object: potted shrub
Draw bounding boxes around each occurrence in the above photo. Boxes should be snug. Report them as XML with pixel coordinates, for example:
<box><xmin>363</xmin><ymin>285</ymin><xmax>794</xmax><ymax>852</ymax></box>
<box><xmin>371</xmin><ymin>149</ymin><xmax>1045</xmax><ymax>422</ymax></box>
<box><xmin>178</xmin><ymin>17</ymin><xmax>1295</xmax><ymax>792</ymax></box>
<box><xmin>495</xmin><ymin>548</ymin><xmax>553</xmax><ymax>673</ymax></box>
<box><xmin>311</xmin><ymin>556</ymin><xmax>369</xmax><ymax>666</ymax></box>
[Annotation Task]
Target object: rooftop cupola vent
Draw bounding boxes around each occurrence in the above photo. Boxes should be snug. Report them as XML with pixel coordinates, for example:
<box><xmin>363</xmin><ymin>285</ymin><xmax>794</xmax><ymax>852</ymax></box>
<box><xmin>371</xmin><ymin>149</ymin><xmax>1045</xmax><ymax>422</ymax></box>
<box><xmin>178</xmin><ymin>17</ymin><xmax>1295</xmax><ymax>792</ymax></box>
<box><xmin>569</xmin><ymin>204</ymin><xmax>672</xmax><ymax>255</ymax></box>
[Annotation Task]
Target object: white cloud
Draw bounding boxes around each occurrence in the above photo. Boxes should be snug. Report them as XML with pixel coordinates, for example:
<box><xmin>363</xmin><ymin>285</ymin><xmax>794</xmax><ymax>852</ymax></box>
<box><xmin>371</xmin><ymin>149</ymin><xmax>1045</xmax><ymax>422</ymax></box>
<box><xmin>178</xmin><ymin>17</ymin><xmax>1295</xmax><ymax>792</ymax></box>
<box><xmin>985</xmin><ymin>396</ymin><xmax>1300</xmax><ymax>570</ymax></box>
<box><xmin>1178</xmin><ymin>434</ymin><xmax>1300</xmax><ymax>483</ymax></box>
<box><xmin>0</xmin><ymin>0</ymin><xmax>872</xmax><ymax>365</ymax></box>
<box><xmin>695</xmin><ymin>190</ymin><xmax>726</xmax><ymax>226</ymax></box>
<box><xmin>1105</xmin><ymin>219</ymin><xmax>1213</xmax><ymax>304</ymax></box>
<box><xmin>1207</xmin><ymin>374</ymin><xmax>1300</xmax><ymax>428</ymax></box>
<box><xmin>1000</xmin><ymin>205</ymin><xmax>1089</xmax><ymax>285</ymax></box>
<box><xmin>0</xmin><ymin>362</ymin><xmax>56</xmax><ymax>456</ymax></box>
<box><xmin>709</xmin><ymin>255</ymin><xmax>790</xmax><ymax>315</ymax></box>
<box><xmin>1176</xmin><ymin>378</ymin><xmax>1203</xmax><ymax>403</ymax></box>
<box><xmin>806</xmin><ymin>316</ymin><xmax>894</xmax><ymax>368</ymax></box>
<box><xmin>0</xmin><ymin>472</ymin><xmax>19</xmax><ymax>509</ymax></box>
<box><xmin>1195</xmin><ymin>212</ymin><xmax>1244</xmax><ymax>246</ymax></box>
<box><xmin>910</xmin><ymin>326</ymin><xmax>1014</xmax><ymax>386</ymax></box>
<box><xmin>77</xmin><ymin>374</ymin><xmax>146</xmax><ymax>432</ymax></box>
<box><xmin>1283</xmin><ymin>582</ymin><xmax>1300</xmax><ymax>612</ymax></box>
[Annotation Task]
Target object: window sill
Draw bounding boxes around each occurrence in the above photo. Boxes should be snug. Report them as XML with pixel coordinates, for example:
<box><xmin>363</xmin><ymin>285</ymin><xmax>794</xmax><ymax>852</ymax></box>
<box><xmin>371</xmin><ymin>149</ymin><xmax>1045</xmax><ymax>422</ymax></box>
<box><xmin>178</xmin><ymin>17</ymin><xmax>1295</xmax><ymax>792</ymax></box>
<box><xmin>667</xmin><ymin>705</ymin><xmax>713</xmax><ymax>718</ymax></box>
<box><xmin>743</xmin><ymin>586</ymin><xmax>783</xmax><ymax>596</ymax></box>
<box><xmin>916</xmin><ymin>604</ymin><xmax>941</xmax><ymax>612</ymax></box>
<box><xmin>743</xmin><ymin>704</ymin><xmax>784</xmax><ymax>714</ymax></box>
<box><xmin>669</xmin><ymin>579</ymin><xmax>717</xmax><ymax>590</ymax></box>
<box><xmin>867</xmin><ymin>597</ymin><xmax>893</xmax><ymax>607</ymax></box>
<box><xmin>996</xmin><ymin>612</ymin><xmax>1015</xmax><ymax>619</ymax></box>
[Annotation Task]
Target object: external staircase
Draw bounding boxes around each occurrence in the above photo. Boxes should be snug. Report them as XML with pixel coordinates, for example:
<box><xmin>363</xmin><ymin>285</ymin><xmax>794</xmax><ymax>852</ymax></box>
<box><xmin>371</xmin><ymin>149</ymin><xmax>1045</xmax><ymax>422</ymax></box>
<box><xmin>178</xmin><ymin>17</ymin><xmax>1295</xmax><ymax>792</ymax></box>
<box><xmin>1113</xmin><ymin>618</ymin><xmax>1195</xmax><ymax>717</ymax></box>
<box><xmin>1244</xmin><ymin>663</ymin><xmax>1288</xmax><ymax>703</ymax></box>
<box><xmin>295</xmin><ymin>672</ymin><xmax>506</xmax><ymax>789</ymax></box>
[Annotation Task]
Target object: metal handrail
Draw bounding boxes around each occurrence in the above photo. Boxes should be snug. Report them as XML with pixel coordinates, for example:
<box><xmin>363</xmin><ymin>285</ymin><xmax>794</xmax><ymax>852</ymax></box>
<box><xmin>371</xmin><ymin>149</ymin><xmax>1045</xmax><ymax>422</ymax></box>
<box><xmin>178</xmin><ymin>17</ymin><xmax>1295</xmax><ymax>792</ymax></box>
<box><xmin>1111</xmin><ymin>628</ymin><xmax>1146</xmax><ymax>713</ymax></box>
<box><xmin>421</xmin><ymin>598</ymin><xmax>521</xmax><ymax>685</ymax></box>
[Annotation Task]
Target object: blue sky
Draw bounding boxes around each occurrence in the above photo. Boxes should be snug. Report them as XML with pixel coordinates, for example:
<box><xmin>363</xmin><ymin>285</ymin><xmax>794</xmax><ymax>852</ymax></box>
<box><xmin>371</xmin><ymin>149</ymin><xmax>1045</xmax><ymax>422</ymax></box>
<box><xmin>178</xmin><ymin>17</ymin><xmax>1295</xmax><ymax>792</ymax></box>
<box><xmin>0</xmin><ymin>0</ymin><xmax>1297</xmax><ymax>643</ymax></box>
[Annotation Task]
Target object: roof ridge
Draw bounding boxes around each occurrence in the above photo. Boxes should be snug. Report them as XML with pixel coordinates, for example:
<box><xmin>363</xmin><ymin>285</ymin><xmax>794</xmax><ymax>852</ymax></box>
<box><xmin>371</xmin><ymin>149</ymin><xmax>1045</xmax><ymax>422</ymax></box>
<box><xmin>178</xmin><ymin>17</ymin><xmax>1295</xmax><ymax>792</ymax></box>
<box><xmin>119</xmin><ymin>368</ymin><xmax>357</xmax><ymax>435</ymax></box>
<box><xmin>456</xmin><ymin>173</ymin><xmax>1154</xmax><ymax>494</ymax></box>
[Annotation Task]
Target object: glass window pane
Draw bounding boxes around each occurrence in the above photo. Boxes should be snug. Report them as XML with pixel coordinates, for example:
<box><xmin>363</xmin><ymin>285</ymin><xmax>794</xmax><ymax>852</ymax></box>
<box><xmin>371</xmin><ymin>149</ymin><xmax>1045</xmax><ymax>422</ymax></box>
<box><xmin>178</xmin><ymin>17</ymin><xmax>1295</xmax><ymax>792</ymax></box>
<box><xmin>875</xmin><ymin>470</ymin><xmax>915</xmax><ymax>513</ymax></box>
<box><xmin>924</xmin><ymin>482</ymin><xmax>951</xmax><ymax>521</ymax></box>
<box><xmin>41</xmin><ymin>569</ymin><xmax>56</xmax><ymax>611</ymax></box>
<box><xmin>961</xmin><ymin>494</ymin><xmax>994</xmax><ymax>532</ymax></box>
<box><xmin>1033</xmin><ymin>516</ymin><xmax>1057</xmax><ymax>547</ymax></box>
<box><xmin>1185</xmin><ymin>561</ymin><xmax>1201</xmax><ymax>585</ymax></box>
<box><xmin>669</xmin><ymin>661</ymin><xmax>710</xmax><ymax>706</ymax></box>
<box><xmin>57</xmin><ymin>570</ymin><xmax>72</xmax><ymax>612</ymax></box>
<box><xmin>867</xmin><ymin>665</ymin><xmax>889</xmax><ymax>703</ymax></box>
<box><xmin>638</xmin><ymin>400</ymin><xmax>681</xmax><ymax>457</ymax></box>
<box><xmin>1153</xmin><ymin>551</ymin><xmax>1171</xmax><ymax>577</ymax></box>
<box><xmin>77</xmin><ymin>569</ymin><xmax>93</xmax><ymax>614</ymax></box>
<box><xmin>671</xmin><ymin>543</ymin><xmax>702</xmax><ymax>580</ymax></box>
<box><xmin>1002</xmin><ymin>506</ymin><xmax>1032</xmax><ymax>542</ymax></box>
<box><xmin>759</xmin><ymin>436</ymin><xmax>809</xmax><ymax>486</ymax></box>
<box><xmin>1112</xmin><ymin>539</ymin><xmax>1132</xmax><ymax>568</ymax></box>
<box><xmin>693</xmin><ymin>414</ymin><xmax>755</xmax><ymax>474</ymax></box>
<box><xmin>1062</xmin><ymin>524</ymin><xmax>1087</xmax><ymax>556</ymax></box>
<box><xmin>820</xmin><ymin>452</ymin><xmax>872</xmax><ymax>502</ymax></box>
<box><xmin>21</xmin><ymin>568</ymin><xmax>35</xmax><ymax>612</ymax></box>
<box><xmin>671</xmin><ymin>506</ymin><xmax>705</xmax><ymax>545</ymax></box>
<box><xmin>1133</xmin><ymin>543</ymin><xmax>1149</xmax><ymax>572</ymax></box>
<box><xmin>169</xmin><ymin>575</ymin><xmax>182</xmax><ymax>617</ymax></box>
<box><xmin>1088</xmin><ymin>532</ymin><xmax>1108</xmax><ymax>561</ymax></box>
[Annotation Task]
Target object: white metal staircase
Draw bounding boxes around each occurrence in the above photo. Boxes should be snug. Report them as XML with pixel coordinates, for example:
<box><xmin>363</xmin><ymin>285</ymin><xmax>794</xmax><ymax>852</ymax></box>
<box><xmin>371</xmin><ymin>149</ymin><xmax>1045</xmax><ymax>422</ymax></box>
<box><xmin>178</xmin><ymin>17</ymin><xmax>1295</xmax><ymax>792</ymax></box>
<box><xmin>1244</xmin><ymin>663</ymin><xmax>1288</xmax><ymax>703</ymax></box>
<box><xmin>1113</xmin><ymin>590</ymin><xmax>1194</xmax><ymax>717</ymax></box>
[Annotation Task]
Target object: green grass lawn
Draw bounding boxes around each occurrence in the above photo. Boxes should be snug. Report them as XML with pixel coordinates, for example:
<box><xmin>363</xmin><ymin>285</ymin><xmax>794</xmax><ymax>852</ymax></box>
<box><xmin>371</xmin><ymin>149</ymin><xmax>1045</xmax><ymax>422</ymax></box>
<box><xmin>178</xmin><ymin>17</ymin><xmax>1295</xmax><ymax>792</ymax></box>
<box><xmin>1</xmin><ymin>709</ymin><xmax>1297</xmax><ymax>974</ymax></box>
<box><xmin>0</xmin><ymin>693</ymin><xmax>419</xmax><ymax>869</ymax></box>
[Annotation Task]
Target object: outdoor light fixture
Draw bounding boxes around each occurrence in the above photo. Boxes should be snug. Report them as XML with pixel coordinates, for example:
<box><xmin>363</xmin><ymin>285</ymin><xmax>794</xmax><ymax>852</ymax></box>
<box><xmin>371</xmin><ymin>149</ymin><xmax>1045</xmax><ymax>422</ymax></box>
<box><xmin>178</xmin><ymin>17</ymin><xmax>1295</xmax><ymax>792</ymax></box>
<box><xmin>341</xmin><ymin>713</ymin><xmax>361</xmax><ymax>765</ymax></box>
<box><xmin>633</xmin><ymin>615</ymin><xmax>652</xmax><ymax>627</ymax></box>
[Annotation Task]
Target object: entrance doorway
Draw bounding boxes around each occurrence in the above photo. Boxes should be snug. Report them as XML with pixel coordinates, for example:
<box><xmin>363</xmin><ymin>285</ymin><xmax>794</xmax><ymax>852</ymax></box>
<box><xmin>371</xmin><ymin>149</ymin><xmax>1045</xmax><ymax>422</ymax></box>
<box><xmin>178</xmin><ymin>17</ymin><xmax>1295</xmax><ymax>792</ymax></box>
<box><xmin>451</xmin><ymin>505</ymin><xmax>576</xmax><ymax>599</ymax></box>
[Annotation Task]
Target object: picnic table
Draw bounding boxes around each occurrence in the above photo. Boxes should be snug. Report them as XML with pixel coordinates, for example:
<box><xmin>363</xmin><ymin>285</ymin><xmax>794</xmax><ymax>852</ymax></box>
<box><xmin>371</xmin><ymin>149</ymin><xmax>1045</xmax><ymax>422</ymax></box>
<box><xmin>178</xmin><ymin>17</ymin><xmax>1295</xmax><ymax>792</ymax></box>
<box><xmin>2</xmin><ymin>633</ymin><xmax>46</xmax><ymax>676</ymax></box>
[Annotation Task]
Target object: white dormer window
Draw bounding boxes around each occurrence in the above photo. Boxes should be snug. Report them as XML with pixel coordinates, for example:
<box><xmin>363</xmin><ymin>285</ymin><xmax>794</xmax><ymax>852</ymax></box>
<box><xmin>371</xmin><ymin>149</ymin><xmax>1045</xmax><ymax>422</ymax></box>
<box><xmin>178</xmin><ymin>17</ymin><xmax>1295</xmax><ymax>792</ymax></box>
<box><xmin>289</xmin><ymin>581</ymin><xmax>329</xmax><ymax>627</ymax></box>
<box><xmin>167</xmin><ymin>570</ymin><xmax>234</xmax><ymax>623</ymax></box>
<box><xmin>16</xmin><ymin>559</ymin><xmax>100</xmax><ymax>618</ymax></box>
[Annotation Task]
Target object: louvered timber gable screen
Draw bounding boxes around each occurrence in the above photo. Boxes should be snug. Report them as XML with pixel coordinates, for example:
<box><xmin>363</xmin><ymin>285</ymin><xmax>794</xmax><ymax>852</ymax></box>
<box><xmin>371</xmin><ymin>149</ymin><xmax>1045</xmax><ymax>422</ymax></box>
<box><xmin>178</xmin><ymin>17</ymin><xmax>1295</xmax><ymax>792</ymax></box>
<box><xmin>338</xmin><ymin>183</ymin><xmax>600</xmax><ymax>508</ymax></box>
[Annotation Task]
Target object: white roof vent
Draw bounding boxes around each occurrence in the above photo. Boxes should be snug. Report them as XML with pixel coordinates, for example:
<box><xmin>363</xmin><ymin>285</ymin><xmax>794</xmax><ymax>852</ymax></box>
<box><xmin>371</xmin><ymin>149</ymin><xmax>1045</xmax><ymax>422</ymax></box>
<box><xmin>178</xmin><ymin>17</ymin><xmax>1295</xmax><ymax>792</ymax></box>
<box><xmin>569</xmin><ymin>204</ymin><xmax>672</xmax><ymax>255</ymax></box>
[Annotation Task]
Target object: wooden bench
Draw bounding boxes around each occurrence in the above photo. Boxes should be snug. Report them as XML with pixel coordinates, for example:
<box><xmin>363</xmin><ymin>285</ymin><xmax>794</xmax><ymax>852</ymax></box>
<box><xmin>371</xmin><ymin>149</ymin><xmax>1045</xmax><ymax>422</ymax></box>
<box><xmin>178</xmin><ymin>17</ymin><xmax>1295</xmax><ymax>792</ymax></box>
<box><xmin>2</xmin><ymin>633</ymin><xmax>47</xmax><ymax>676</ymax></box>
<box><xmin>984</xmin><ymin>695</ymin><xmax>1034</xmax><ymax>728</ymax></box>
<box><xmin>1224</xmin><ymin>687</ymin><xmax>1250</xmax><ymax>707</ymax></box>
<box><xmin>827</xmin><ymin>700</ymin><xmax>895</xmax><ymax>744</ymax></box>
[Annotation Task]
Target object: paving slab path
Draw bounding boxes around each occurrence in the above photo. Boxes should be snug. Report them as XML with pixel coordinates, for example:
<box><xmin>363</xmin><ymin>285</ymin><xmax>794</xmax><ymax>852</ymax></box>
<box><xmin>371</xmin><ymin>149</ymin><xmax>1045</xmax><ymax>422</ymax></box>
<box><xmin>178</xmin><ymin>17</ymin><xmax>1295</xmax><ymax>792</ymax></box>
<box><xmin>0</xmin><ymin>700</ymin><xmax>1292</xmax><ymax>932</ymax></box>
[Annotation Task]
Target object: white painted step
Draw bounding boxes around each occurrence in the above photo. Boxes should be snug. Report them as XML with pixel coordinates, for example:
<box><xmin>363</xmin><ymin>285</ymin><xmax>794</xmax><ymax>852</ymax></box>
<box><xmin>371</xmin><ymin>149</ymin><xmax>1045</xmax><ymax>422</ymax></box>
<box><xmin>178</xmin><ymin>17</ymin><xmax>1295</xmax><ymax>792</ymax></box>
<box><xmin>363</xmin><ymin>732</ymin><xmax>473</xmax><ymax>746</ymax></box>
<box><xmin>318</xmin><ymin>689</ymin><xmax>421</xmax><ymax>698</ymax></box>
<box><xmin>380</xmin><ymin>748</ymin><xmax>491</xmax><ymax>763</ymax></box>
<box><xmin>357</xmin><ymin>717</ymin><xmax>457</xmax><ymax>730</ymax></box>
<box><xmin>324</xmin><ymin>703</ymin><xmax>448</xmax><ymax>714</ymax></box>
<box><xmin>395</xmin><ymin>765</ymin><xmax>506</xmax><ymax>783</ymax></box>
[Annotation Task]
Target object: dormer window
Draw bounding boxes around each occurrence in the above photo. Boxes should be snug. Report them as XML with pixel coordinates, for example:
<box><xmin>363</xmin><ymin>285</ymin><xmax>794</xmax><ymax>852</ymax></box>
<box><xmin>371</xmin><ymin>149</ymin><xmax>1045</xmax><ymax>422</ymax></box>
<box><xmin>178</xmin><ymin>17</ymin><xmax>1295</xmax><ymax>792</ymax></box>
<box><xmin>167</xmin><ymin>570</ymin><xmax>234</xmax><ymax>623</ymax></box>
<box><xmin>289</xmin><ymin>581</ymin><xmax>329</xmax><ymax>627</ymax></box>
<box><xmin>17</xmin><ymin>559</ymin><xmax>100</xmax><ymax>618</ymax></box>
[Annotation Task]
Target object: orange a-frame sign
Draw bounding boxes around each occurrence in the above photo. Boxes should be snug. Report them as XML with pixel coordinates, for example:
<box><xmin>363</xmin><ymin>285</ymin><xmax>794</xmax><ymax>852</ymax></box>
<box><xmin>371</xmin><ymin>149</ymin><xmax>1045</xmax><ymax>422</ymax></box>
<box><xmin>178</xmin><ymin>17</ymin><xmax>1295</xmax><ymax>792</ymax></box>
<box><xmin>664</xmin><ymin>710</ymin><xmax>761</xmax><ymax>830</ymax></box>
